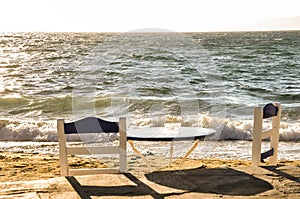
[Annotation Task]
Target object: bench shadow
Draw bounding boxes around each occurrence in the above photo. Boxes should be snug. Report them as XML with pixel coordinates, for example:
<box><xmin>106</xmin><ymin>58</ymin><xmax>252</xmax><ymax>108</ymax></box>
<box><xmin>66</xmin><ymin>173</ymin><xmax>164</xmax><ymax>199</ymax></box>
<box><xmin>261</xmin><ymin>166</ymin><xmax>300</xmax><ymax>183</ymax></box>
<box><xmin>145</xmin><ymin>167</ymin><xmax>273</xmax><ymax>196</ymax></box>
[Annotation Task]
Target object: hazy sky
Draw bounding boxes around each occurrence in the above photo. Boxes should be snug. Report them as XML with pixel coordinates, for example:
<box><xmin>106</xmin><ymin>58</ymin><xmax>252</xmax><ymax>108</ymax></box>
<box><xmin>0</xmin><ymin>0</ymin><xmax>299</xmax><ymax>32</ymax></box>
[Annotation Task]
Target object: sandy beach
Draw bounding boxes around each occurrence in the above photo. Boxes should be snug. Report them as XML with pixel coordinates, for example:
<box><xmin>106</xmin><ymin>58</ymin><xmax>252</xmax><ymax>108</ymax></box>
<box><xmin>0</xmin><ymin>151</ymin><xmax>299</xmax><ymax>198</ymax></box>
<box><xmin>1</xmin><ymin>30</ymin><xmax>300</xmax><ymax>198</ymax></box>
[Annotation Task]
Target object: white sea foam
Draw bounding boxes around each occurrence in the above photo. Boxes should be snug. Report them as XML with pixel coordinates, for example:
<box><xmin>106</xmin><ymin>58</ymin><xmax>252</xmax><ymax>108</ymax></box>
<box><xmin>0</xmin><ymin>115</ymin><xmax>299</xmax><ymax>142</ymax></box>
<box><xmin>0</xmin><ymin>118</ymin><xmax>57</xmax><ymax>141</ymax></box>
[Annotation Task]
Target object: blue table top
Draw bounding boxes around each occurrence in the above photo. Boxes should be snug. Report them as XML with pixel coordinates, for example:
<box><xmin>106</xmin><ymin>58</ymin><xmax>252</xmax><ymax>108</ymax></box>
<box><xmin>127</xmin><ymin>127</ymin><xmax>216</xmax><ymax>141</ymax></box>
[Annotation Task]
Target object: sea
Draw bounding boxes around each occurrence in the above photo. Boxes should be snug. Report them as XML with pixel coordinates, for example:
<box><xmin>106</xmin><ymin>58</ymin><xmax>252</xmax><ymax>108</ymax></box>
<box><xmin>0</xmin><ymin>31</ymin><xmax>299</xmax><ymax>161</ymax></box>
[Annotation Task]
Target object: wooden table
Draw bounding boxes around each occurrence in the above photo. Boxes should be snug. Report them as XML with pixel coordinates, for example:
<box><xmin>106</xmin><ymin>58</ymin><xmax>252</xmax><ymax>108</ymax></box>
<box><xmin>127</xmin><ymin>127</ymin><xmax>216</xmax><ymax>167</ymax></box>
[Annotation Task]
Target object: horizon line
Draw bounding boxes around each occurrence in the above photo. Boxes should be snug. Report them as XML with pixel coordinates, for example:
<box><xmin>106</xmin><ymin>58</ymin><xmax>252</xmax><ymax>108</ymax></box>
<box><xmin>1</xmin><ymin>28</ymin><xmax>300</xmax><ymax>34</ymax></box>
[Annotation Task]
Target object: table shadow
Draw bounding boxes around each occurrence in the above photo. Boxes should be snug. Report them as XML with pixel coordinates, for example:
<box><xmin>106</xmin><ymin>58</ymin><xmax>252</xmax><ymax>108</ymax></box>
<box><xmin>145</xmin><ymin>166</ymin><xmax>273</xmax><ymax>196</ymax></box>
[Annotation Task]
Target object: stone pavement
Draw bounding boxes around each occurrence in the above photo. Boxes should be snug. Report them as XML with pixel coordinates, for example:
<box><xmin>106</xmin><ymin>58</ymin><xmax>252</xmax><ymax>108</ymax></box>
<box><xmin>0</xmin><ymin>165</ymin><xmax>300</xmax><ymax>199</ymax></box>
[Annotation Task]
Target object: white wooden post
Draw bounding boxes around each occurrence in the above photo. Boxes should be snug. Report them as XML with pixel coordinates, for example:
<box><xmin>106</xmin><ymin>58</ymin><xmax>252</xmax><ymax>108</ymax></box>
<box><xmin>252</xmin><ymin>107</ymin><xmax>263</xmax><ymax>166</ymax></box>
<box><xmin>269</xmin><ymin>103</ymin><xmax>281</xmax><ymax>165</ymax></box>
<box><xmin>119</xmin><ymin>117</ymin><xmax>127</xmax><ymax>173</ymax></box>
<box><xmin>57</xmin><ymin>119</ymin><xmax>68</xmax><ymax>176</ymax></box>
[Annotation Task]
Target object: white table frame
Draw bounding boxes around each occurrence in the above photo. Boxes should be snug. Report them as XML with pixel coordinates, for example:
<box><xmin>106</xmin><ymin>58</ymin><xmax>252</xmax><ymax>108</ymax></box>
<box><xmin>127</xmin><ymin>127</ymin><xmax>216</xmax><ymax>167</ymax></box>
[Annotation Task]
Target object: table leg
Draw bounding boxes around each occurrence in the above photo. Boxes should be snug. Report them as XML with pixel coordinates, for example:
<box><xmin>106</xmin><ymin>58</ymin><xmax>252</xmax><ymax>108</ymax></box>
<box><xmin>128</xmin><ymin>140</ymin><xmax>149</xmax><ymax>165</ymax></box>
<box><xmin>169</xmin><ymin>141</ymin><xmax>174</xmax><ymax>167</ymax></box>
<box><xmin>180</xmin><ymin>140</ymin><xmax>199</xmax><ymax>167</ymax></box>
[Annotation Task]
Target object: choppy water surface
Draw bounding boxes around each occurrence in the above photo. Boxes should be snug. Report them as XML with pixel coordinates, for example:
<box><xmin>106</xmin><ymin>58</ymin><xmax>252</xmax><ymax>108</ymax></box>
<box><xmin>0</xmin><ymin>31</ymin><xmax>299</xmax><ymax>142</ymax></box>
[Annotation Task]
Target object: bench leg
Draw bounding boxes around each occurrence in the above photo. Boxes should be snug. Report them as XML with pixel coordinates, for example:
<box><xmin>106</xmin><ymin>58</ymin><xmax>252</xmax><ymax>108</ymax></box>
<box><xmin>169</xmin><ymin>141</ymin><xmax>174</xmax><ymax>167</ymax></box>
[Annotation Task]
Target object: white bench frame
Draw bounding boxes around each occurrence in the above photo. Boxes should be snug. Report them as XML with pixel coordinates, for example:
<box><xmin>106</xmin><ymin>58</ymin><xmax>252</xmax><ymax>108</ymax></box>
<box><xmin>252</xmin><ymin>103</ymin><xmax>281</xmax><ymax>166</ymax></box>
<box><xmin>57</xmin><ymin>117</ymin><xmax>127</xmax><ymax>176</ymax></box>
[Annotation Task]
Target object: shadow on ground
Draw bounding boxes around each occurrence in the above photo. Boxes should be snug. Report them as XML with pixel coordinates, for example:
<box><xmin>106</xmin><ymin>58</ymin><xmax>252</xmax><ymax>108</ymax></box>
<box><xmin>66</xmin><ymin>167</ymin><xmax>273</xmax><ymax>198</ymax></box>
<box><xmin>145</xmin><ymin>167</ymin><xmax>273</xmax><ymax>196</ymax></box>
<box><xmin>66</xmin><ymin>173</ymin><xmax>164</xmax><ymax>199</ymax></box>
<box><xmin>262</xmin><ymin>166</ymin><xmax>300</xmax><ymax>183</ymax></box>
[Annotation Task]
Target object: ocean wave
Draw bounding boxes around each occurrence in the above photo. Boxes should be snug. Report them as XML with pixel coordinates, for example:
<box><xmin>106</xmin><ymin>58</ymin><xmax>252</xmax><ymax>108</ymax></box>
<box><xmin>0</xmin><ymin>118</ymin><xmax>57</xmax><ymax>141</ymax></box>
<box><xmin>0</xmin><ymin>32</ymin><xmax>299</xmax><ymax>142</ymax></box>
<box><xmin>0</xmin><ymin>96</ymin><xmax>74</xmax><ymax>116</ymax></box>
<box><xmin>1</xmin><ymin>115</ymin><xmax>299</xmax><ymax>142</ymax></box>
